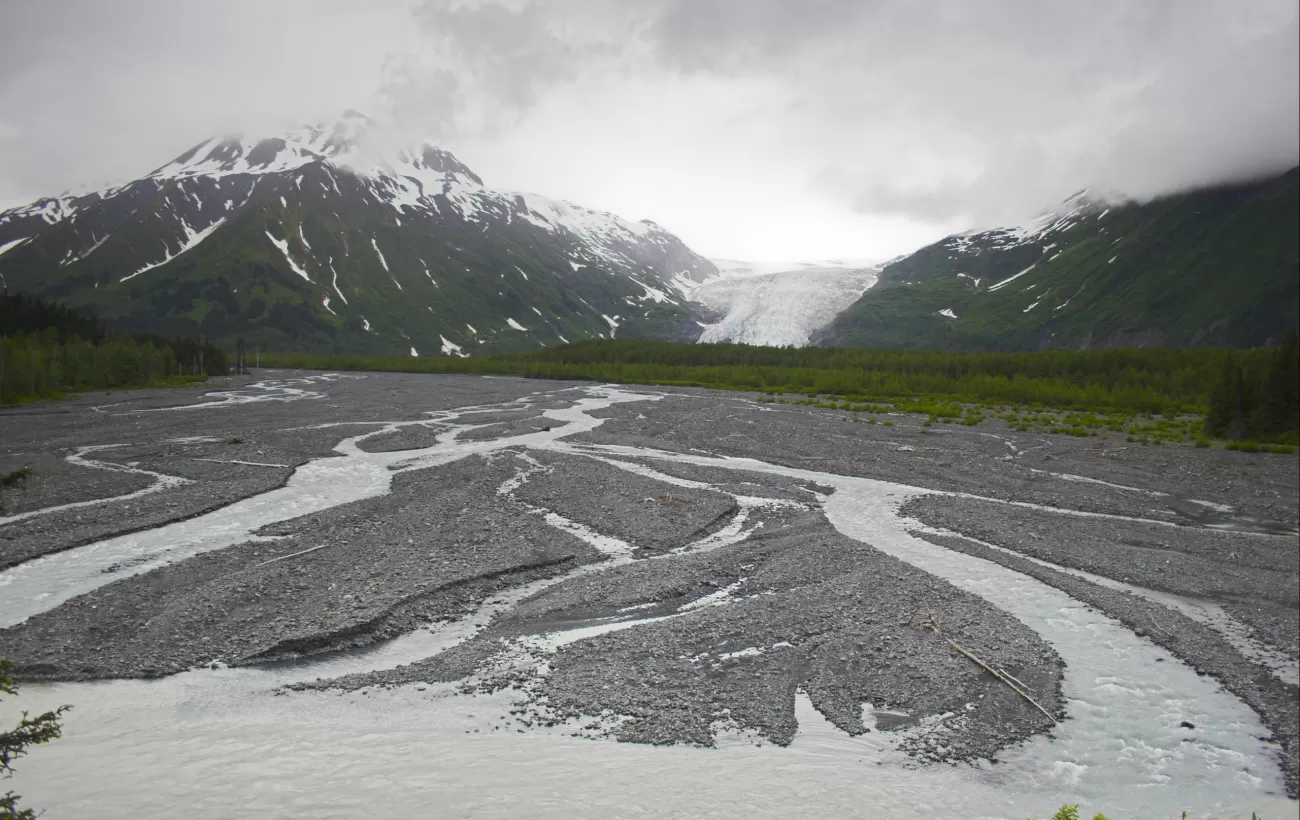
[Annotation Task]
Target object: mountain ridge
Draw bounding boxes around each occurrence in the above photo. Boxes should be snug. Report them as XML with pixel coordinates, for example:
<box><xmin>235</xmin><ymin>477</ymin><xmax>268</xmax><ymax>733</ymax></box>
<box><xmin>815</xmin><ymin>168</ymin><xmax>1300</xmax><ymax>351</ymax></box>
<box><xmin>0</xmin><ymin>113</ymin><xmax>717</xmax><ymax>356</ymax></box>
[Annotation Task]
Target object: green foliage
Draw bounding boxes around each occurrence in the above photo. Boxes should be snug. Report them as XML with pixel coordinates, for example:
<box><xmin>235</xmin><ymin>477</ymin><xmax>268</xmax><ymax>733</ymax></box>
<box><xmin>0</xmin><ymin>292</ymin><xmax>105</xmax><ymax>343</ymax></box>
<box><xmin>1027</xmin><ymin>805</ymin><xmax>1111</xmax><ymax>820</ymax></box>
<box><xmin>1220</xmin><ymin>440</ymin><xmax>1293</xmax><ymax>453</ymax></box>
<box><xmin>264</xmin><ymin>338</ymin><xmax>1293</xmax><ymax>426</ymax></box>
<box><xmin>0</xmin><ymin>467</ymin><xmax>30</xmax><ymax>515</ymax></box>
<box><xmin>260</xmin><ymin>340</ymin><xmax>1300</xmax><ymax>450</ymax></box>
<box><xmin>0</xmin><ymin>468</ymin><xmax>29</xmax><ymax>491</ymax></box>
<box><xmin>1205</xmin><ymin>330</ymin><xmax>1300</xmax><ymax>443</ymax></box>
<box><xmin>0</xmin><ymin>294</ymin><xmax>226</xmax><ymax>404</ymax></box>
<box><xmin>0</xmin><ymin>333</ymin><xmax>210</xmax><ymax>405</ymax></box>
<box><xmin>1</xmin><ymin>659</ymin><xmax>70</xmax><ymax>820</ymax></box>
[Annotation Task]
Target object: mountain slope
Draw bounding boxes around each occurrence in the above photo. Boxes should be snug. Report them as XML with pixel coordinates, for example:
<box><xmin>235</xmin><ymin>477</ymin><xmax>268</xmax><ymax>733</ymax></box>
<box><xmin>815</xmin><ymin>168</ymin><xmax>1300</xmax><ymax>350</ymax></box>
<box><xmin>0</xmin><ymin>112</ymin><xmax>717</xmax><ymax>356</ymax></box>
<box><xmin>691</xmin><ymin>262</ymin><xmax>879</xmax><ymax>347</ymax></box>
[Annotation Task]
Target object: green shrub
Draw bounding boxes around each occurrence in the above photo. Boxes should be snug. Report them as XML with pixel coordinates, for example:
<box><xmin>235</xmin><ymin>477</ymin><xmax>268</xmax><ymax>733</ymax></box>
<box><xmin>1226</xmin><ymin>440</ymin><xmax>1262</xmax><ymax>452</ymax></box>
<box><xmin>1028</xmin><ymin>804</ymin><xmax>1111</xmax><ymax>820</ymax></box>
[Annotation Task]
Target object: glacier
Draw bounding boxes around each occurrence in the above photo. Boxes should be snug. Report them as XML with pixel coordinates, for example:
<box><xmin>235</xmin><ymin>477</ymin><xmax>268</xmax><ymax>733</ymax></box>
<box><xmin>692</xmin><ymin>261</ymin><xmax>880</xmax><ymax>347</ymax></box>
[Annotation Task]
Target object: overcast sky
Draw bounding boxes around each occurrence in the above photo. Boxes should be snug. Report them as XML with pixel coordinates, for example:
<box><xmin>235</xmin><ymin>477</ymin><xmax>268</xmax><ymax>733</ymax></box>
<box><xmin>1</xmin><ymin>0</ymin><xmax>1296</xmax><ymax>261</ymax></box>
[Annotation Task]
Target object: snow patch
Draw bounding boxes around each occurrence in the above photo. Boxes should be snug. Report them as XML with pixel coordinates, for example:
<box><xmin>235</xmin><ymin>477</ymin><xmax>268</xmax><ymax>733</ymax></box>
<box><xmin>120</xmin><ymin>218</ymin><xmax>227</xmax><ymax>282</ymax></box>
<box><xmin>988</xmin><ymin>263</ymin><xmax>1036</xmax><ymax>292</ymax></box>
<box><xmin>329</xmin><ymin>260</ymin><xmax>348</xmax><ymax>305</ymax></box>
<box><xmin>0</xmin><ymin>237</ymin><xmax>29</xmax><ymax>258</ymax></box>
<box><xmin>264</xmin><ymin>231</ymin><xmax>311</xmax><ymax>282</ymax></box>
<box><xmin>440</xmin><ymin>335</ymin><xmax>467</xmax><ymax>357</ymax></box>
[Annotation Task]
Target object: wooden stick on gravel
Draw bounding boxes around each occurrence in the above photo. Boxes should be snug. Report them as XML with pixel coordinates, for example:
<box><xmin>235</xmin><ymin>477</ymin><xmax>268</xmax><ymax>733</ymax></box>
<box><xmin>921</xmin><ymin>614</ymin><xmax>1058</xmax><ymax>725</ymax></box>
<box><xmin>254</xmin><ymin>543</ymin><xmax>330</xmax><ymax>568</ymax></box>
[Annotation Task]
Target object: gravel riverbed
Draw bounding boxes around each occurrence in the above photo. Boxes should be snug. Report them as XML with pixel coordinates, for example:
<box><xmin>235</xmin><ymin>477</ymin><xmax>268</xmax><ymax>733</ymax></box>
<box><xmin>1</xmin><ymin>370</ymin><xmax>1296</xmax><ymax>808</ymax></box>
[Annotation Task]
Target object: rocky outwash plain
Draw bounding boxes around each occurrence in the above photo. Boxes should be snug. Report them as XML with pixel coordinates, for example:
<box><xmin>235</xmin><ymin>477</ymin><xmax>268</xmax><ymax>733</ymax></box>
<box><xmin>0</xmin><ymin>370</ymin><xmax>1296</xmax><ymax>803</ymax></box>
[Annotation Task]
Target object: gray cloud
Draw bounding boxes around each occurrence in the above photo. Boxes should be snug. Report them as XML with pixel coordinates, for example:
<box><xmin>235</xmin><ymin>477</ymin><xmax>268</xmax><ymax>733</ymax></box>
<box><xmin>396</xmin><ymin>0</ymin><xmax>1298</xmax><ymax>227</ymax></box>
<box><xmin>0</xmin><ymin>1</ymin><xmax>410</xmax><ymax>201</ymax></box>
<box><xmin>1</xmin><ymin>0</ymin><xmax>1296</xmax><ymax>257</ymax></box>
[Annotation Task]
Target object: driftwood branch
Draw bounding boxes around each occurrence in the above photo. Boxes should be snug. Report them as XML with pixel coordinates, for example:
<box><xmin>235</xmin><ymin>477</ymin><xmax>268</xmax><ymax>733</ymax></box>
<box><xmin>921</xmin><ymin>614</ymin><xmax>1058</xmax><ymax>725</ymax></box>
<box><xmin>1147</xmin><ymin>611</ymin><xmax>1174</xmax><ymax>639</ymax></box>
<box><xmin>254</xmin><ymin>544</ymin><xmax>329</xmax><ymax>568</ymax></box>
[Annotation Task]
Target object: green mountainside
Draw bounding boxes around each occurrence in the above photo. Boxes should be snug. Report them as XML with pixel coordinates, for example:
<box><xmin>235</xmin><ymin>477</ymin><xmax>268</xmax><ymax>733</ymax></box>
<box><xmin>816</xmin><ymin>168</ymin><xmax>1299</xmax><ymax>351</ymax></box>
<box><xmin>0</xmin><ymin>114</ymin><xmax>717</xmax><ymax>357</ymax></box>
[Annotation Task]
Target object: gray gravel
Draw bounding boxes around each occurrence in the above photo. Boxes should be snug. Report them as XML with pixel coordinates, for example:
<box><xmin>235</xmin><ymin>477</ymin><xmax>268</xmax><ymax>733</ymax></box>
<box><xmin>305</xmin><ymin>506</ymin><xmax>1064</xmax><ymax>763</ymax></box>
<box><xmin>0</xmin><ymin>455</ymin><xmax>603</xmax><ymax>678</ymax></box>
<box><xmin>902</xmin><ymin>495</ymin><xmax>1299</xmax><ymax>610</ymax></box>
<box><xmin>456</xmin><ymin>416</ymin><xmax>557</xmax><ymax>442</ymax></box>
<box><xmin>911</xmin><ymin>529</ymin><xmax>1300</xmax><ymax>795</ymax></box>
<box><xmin>514</xmin><ymin>451</ymin><xmax>740</xmax><ymax>555</ymax></box>
<box><xmin>1</xmin><ymin>371</ymin><xmax>1296</xmax><ymax>793</ymax></box>
<box><xmin>576</xmin><ymin>393</ymin><xmax>1299</xmax><ymax>526</ymax></box>
<box><xmin>0</xmin><ymin>451</ymin><xmax>152</xmax><ymax>515</ymax></box>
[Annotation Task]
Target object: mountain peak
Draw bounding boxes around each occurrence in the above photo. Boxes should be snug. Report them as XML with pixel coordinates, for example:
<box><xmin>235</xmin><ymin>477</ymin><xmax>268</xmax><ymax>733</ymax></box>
<box><xmin>392</xmin><ymin>145</ymin><xmax>484</xmax><ymax>187</ymax></box>
<box><xmin>0</xmin><ymin>108</ymin><xmax>719</xmax><ymax>357</ymax></box>
<box><xmin>145</xmin><ymin>112</ymin><xmax>483</xmax><ymax>190</ymax></box>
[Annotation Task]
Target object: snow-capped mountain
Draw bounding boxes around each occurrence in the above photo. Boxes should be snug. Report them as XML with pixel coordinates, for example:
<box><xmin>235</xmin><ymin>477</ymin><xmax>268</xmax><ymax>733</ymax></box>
<box><xmin>692</xmin><ymin>261</ymin><xmax>880</xmax><ymax>347</ymax></box>
<box><xmin>816</xmin><ymin>168</ymin><xmax>1300</xmax><ymax>350</ymax></box>
<box><xmin>0</xmin><ymin>111</ymin><xmax>716</xmax><ymax>355</ymax></box>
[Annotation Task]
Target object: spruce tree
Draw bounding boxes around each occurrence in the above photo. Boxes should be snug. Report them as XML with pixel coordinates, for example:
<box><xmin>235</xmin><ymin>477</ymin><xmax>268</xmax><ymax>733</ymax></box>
<box><xmin>1</xmin><ymin>659</ymin><xmax>69</xmax><ymax>820</ymax></box>
<box><xmin>1206</xmin><ymin>355</ymin><xmax>1237</xmax><ymax>438</ymax></box>
<box><xmin>1254</xmin><ymin>328</ymin><xmax>1299</xmax><ymax>438</ymax></box>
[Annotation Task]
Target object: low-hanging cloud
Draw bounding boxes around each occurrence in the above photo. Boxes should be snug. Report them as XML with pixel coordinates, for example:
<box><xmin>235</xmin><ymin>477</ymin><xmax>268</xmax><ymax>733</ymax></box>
<box><xmin>396</xmin><ymin>0</ymin><xmax>1299</xmax><ymax>227</ymax></box>
<box><xmin>1</xmin><ymin>0</ymin><xmax>1296</xmax><ymax>256</ymax></box>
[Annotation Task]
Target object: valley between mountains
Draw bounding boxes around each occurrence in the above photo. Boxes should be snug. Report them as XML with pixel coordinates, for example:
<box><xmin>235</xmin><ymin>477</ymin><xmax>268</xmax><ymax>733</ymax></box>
<box><xmin>1</xmin><ymin>111</ymin><xmax>1297</xmax><ymax>820</ymax></box>
<box><xmin>1</xmin><ymin>113</ymin><xmax>1296</xmax><ymax>355</ymax></box>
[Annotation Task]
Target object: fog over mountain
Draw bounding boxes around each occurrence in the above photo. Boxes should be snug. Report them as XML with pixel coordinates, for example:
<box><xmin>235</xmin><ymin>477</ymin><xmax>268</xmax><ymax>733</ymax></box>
<box><xmin>1</xmin><ymin>0</ymin><xmax>1296</xmax><ymax>260</ymax></box>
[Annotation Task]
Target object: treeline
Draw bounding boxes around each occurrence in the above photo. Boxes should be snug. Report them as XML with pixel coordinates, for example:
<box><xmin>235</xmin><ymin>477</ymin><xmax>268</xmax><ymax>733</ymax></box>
<box><xmin>0</xmin><ymin>292</ymin><xmax>106</xmax><ymax>342</ymax></box>
<box><xmin>0</xmin><ymin>294</ymin><xmax>228</xmax><ymax>404</ymax></box>
<box><xmin>508</xmin><ymin>341</ymin><xmax>1256</xmax><ymax>412</ymax></box>
<box><xmin>1206</xmin><ymin>330</ymin><xmax>1299</xmax><ymax>442</ymax></box>
<box><xmin>262</xmin><ymin>338</ymin><xmax>1300</xmax><ymax>434</ymax></box>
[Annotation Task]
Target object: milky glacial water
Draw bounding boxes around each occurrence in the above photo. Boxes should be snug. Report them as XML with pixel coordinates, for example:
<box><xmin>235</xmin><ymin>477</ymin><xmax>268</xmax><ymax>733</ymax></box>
<box><xmin>0</xmin><ymin>384</ymin><xmax>1295</xmax><ymax>820</ymax></box>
